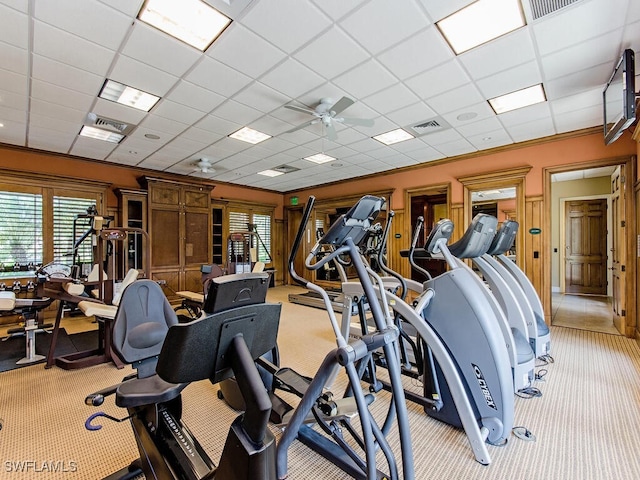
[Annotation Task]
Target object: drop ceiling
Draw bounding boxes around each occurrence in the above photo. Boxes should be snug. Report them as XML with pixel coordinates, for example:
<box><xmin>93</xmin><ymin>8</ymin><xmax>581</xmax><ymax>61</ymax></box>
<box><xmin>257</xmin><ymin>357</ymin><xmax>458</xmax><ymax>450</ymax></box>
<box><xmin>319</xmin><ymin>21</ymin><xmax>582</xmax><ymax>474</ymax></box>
<box><xmin>0</xmin><ymin>0</ymin><xmax>638</xmax><ymax>193</ymax></box>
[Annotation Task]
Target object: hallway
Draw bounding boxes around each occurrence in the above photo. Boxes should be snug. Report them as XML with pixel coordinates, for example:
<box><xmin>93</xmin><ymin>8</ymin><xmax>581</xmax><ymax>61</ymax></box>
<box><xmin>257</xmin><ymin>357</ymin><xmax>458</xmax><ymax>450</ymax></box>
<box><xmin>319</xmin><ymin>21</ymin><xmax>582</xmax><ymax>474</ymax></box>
<box><xmin>552</xmin><ymin>293</ymin><xmax>620</xmax><ymax>335</ymax></box>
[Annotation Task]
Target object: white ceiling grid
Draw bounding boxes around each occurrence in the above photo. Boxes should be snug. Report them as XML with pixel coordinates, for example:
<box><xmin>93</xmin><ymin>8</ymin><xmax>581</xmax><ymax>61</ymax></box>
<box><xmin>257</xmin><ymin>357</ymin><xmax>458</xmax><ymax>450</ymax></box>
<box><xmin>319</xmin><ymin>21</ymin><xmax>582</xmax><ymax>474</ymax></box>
<box><xmin>0</xmin><ymin>0</ymin><xmax>637</xmax><ymax>192</ymax></box>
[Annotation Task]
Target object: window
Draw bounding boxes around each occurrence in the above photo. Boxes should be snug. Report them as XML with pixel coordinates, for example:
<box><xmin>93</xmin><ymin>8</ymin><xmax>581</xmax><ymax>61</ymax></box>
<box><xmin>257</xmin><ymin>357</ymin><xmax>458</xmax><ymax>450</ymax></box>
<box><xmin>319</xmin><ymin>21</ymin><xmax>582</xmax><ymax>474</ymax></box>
<box><xmin>227</xmin><ymin>205</ymin><xmax>273</xmax><ymax>267</ymax></box>
<box><xmin>53</xmin><ymin>196</ymin><xmax>97</xmax><ymax>265</ymax></box>
<box><xmin>0</xmin><ymin>172</ymin><xmax>107</xmax><ymax>272</ymax></box>
<box><xmin>0</xmin><ymin>191</ymin><xmax>43</xmax><ymax>268</ymax></box>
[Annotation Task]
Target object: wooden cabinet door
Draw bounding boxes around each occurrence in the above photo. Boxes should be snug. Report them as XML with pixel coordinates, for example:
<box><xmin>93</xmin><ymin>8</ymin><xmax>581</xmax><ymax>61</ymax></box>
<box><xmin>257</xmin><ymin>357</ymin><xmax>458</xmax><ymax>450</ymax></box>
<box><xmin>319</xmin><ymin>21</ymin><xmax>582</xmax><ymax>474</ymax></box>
<box><xmin>150</xmin><ymin>208</ymin><xmax>181</xmax><ymax>268</ymax></box>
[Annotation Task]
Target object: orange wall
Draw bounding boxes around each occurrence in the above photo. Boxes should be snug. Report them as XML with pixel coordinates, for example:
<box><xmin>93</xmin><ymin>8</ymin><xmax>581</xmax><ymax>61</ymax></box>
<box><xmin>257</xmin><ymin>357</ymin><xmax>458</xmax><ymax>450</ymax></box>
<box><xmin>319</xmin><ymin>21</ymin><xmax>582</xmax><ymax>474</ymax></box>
<box><xmin>288</xmin><ymin>130</ymin><xmax>637</xmax><ymax>210</ymax></box>
<box><xmin>0</xmin><ymin>145</ymin><xmax>285</xmax><ymax>217</ymax></box>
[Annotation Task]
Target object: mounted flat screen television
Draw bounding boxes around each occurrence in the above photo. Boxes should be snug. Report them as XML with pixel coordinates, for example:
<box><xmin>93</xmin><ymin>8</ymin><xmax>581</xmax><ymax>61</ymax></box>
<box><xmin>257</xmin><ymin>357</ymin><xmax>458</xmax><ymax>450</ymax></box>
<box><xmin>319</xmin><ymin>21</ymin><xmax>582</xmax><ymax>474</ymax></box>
<box><xmin>603</xmin><ymin>48</ymin><xmax>636</xmax><ymax>145</ymax></box>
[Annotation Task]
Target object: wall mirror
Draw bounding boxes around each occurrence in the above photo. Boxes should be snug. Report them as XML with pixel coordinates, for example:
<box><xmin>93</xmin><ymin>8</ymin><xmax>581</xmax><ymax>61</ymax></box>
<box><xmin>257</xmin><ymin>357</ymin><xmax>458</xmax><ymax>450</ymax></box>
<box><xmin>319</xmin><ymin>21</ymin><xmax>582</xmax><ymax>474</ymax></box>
<box><xmin>458</xmin><ymin>167</ymin><xmax>530</xmax><ymax>269</ymax></box>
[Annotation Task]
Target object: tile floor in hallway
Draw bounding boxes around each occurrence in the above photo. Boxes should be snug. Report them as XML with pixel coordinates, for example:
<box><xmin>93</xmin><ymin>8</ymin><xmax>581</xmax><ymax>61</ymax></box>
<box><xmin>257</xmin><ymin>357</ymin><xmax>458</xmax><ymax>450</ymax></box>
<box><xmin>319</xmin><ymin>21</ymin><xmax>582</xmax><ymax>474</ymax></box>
<box><xmin>551</xmin><ymin>293</ymin><xmax>620</xmax><ymax>335</ymax></box>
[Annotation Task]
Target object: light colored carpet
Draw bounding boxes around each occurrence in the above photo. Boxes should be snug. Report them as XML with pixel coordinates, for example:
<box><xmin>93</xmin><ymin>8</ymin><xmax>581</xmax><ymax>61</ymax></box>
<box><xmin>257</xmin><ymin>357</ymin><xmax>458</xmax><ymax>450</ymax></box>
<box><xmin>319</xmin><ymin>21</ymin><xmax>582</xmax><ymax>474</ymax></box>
<box><xmin>1</xmin><ymin>286</ymin><xmax>640</xmax><ymax>479</ymax></box>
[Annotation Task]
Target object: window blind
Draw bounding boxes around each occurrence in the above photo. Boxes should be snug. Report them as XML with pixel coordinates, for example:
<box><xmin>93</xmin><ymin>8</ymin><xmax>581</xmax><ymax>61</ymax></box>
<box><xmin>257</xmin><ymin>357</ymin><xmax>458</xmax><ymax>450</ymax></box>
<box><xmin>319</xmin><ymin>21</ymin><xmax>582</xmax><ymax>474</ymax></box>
<box><xmin>52</xmin><ymin>197</ymin><xmax>97</xmax><ymax>265</ymax></box>
<box><xmin>0</xmin><ymin>191</ymin><xmax>43</xmax><ymax>268</ymax></box>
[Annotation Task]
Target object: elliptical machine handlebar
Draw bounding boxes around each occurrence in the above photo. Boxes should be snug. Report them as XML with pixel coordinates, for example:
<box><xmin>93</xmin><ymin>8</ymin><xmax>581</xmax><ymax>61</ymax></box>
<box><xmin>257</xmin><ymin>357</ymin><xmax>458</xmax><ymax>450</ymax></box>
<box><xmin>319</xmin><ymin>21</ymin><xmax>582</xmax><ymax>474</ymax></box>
<box><xmin>288</xmin><ymin>196</ymin><xmax>316</xmax><ymax>288</ymax></box>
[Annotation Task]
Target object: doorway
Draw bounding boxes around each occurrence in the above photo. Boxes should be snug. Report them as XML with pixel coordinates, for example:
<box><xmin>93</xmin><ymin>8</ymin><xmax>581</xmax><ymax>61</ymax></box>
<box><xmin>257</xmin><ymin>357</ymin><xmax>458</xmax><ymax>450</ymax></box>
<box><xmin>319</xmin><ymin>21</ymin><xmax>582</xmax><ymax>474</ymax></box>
<box><xmin>549</xmin><ymin>163</ymin><xmax>629</xmax><ymax>335</ymax></box>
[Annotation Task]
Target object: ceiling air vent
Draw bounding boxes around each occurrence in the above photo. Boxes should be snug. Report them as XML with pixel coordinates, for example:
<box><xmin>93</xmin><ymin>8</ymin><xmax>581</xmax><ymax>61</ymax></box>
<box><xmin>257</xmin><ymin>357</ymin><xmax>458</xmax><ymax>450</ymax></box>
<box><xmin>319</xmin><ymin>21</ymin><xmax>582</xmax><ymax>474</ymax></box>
<box><xmin>529</xmin><ymin>0</ymin><xmax>581</xmax><ymax>20</ymax></box>
<box><xmin>407</xmin><ymin>116</ymin><xmax>451</xmax><ymax>137</ymax></box>
<box><xmin>85</xmin><ymin>113</ymin><xmax>135</xmax><ymax>135</ymax></box>
<box><xmin>273</xmin><ymin>164</ymin><xmax>300</xmax><ymax>174</ymax></box>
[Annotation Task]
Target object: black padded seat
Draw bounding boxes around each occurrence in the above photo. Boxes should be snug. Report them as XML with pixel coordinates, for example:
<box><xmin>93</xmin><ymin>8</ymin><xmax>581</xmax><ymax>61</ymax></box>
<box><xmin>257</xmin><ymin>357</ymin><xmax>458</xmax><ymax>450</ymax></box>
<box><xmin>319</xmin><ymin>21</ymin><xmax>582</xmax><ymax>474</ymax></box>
<box><xmin>115</xmin><ymin>375</ymin><xmax>186</xmax><ymax>408</ymax></box>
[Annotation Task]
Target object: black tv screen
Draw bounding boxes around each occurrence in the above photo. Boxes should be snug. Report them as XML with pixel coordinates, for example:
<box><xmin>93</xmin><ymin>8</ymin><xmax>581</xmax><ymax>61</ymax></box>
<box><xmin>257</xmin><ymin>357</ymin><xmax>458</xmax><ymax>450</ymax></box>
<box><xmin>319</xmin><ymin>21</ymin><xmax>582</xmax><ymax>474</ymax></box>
<box><xmin>603</xmin><ymin>49</ymin><xmax>636</xmax><ymax>145</ymax></box>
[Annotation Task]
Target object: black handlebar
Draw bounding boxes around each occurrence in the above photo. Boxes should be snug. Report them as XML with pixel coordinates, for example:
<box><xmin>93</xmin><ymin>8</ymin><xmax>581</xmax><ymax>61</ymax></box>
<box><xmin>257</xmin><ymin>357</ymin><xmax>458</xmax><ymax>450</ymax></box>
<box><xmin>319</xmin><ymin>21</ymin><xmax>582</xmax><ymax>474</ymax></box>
<box><xmin>288</xmin><ymin>196</ymin><xmax>316</xmax><ymax>287</ymax></box>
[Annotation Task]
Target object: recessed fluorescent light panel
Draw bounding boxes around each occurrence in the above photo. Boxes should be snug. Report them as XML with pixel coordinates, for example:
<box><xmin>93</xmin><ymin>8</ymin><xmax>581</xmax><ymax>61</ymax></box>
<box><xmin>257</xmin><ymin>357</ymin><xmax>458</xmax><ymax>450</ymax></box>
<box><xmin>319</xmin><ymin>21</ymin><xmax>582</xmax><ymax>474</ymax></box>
<box><xmin>79</xmin><ymin>126</ymin><xmax>124</xmax><ymax>144</ymax></box>
<box><xmin>304</xmin><ymin>153</ymin><xmax>336</xmax><ymax>164</ymax></box>
<box><xmin>229</xmin><ymin>127</ymin><xmax>272</xmax><ymax>144</ymax></box>
<box><xmin>258</xmin><ymin>169</ymin><xmax>284</xmax><ymax>177</ymax></box>
<box><xmin>437</xmin><ymin>0</ymin><xmax>526</xmax><ymax>54</ymax></box>
<box><xmin>138</xmin><ymin>0</ymin><xmax>232</xmax><ymax>51</ymax></box>
<box><xmin>489</xmin><ymin>84</ymin><xmax>546</xmax><ymax>114</ymax></box>
<box><xmin>99</xmin><ymin>80</ymin><xmax>160</xmax><ymax>112</ymax></box>
<box><xmin>373</xmin><ymin>128</ymin><xmax>415</xmax><ymax>145</ymax></box>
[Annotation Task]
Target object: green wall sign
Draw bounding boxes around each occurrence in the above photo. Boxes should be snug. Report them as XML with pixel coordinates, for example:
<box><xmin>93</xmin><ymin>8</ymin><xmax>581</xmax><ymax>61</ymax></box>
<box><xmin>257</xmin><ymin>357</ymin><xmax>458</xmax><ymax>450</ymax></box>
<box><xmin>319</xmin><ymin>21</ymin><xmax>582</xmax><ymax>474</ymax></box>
<box><xmin>529</xmin><ymin>227</ymin><xmax>541</xmax><ymax>235</ymax></box>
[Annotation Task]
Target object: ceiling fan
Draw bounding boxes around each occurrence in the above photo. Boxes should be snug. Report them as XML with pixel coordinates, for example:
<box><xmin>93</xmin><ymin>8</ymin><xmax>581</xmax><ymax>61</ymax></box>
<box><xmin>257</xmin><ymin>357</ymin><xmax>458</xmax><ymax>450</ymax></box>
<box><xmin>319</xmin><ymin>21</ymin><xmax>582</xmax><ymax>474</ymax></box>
<box><xmin>193</xmin><ymin>158</ymin><xmax>214</xmax><ymax>174</ymax></box>
<box><xmin>284</xmin><ymin>97</ymin><xmax>374</xmax><ymax>141</ymax></box>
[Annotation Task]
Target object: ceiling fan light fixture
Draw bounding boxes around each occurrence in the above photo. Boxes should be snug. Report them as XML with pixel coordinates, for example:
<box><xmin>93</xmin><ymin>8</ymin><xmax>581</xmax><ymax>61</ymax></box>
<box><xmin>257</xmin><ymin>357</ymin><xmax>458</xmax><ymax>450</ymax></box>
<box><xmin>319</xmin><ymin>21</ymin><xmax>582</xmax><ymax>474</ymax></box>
<box><xmin>373</xmin><ymin>128</ymin><xmax>414</xmax><ymax>146</ymax></box>
<box><xmin>437</xmin><ymin>0</ymin><xmax>526</xmax><ymax>55</ymax></box>
<box><xmin>138</xmin><ymin>0</ymin><xmax>231</xmax><ymax>51</ymax></box>
<box><xmin>229</xmin><ymin>126</ymin><xmax>272</xmax><ymax>144</ymax></box>
<box><xmin>194</xmin><ymin>158</ymin><xmax>213</xmax><ymax>173</ymax></box>
<box><xmin>304</xmin><ymin>153</ymin><xmax>335</xmax><ymax>164</ymax></box>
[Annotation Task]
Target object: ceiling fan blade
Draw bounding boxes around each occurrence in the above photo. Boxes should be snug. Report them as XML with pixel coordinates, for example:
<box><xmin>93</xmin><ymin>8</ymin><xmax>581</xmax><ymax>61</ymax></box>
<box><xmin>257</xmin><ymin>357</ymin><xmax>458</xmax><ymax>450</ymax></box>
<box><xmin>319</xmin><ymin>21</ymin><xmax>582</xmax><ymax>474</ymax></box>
<box><xmin>340</xmin><ymin>117</ymin><xmax>375</xmax><ymax>127</ymax></box>
<box><xmin>326</xmin><ymin>123</ymin><xmax>338</xmax><ymax>141</ymax></box>
<box><xmin>329</xmin><ymin>96</ymin><xmax>355</xmax><ymax>116</ymax></box>
<box><xmin>284</xmin><ymin>105</ymin><xmax>316</xmax><ymax>116</ymax></box>
<box><xmin>284</xmin><ymin>119</ymin><xmax>318</xmax><ymax>134</ymax></box>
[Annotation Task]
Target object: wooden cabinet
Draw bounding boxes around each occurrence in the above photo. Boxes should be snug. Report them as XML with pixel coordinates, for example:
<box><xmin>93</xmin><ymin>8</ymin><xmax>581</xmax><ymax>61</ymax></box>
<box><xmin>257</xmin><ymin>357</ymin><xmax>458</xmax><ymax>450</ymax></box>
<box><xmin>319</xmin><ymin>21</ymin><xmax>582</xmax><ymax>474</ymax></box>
<box><xmin>141</xmin><ymin>177</ymin><xmax>213</xmax><ymax>301</ymax></box>
<box><xmin>115</xmin><ymin>188</ymin><xmax>148</xmax><ymax>278</ymax></box>
<box><xmin>211</xmin><ymin>202</ymin><xmax>226</xmax><ymax>267</ymax></box>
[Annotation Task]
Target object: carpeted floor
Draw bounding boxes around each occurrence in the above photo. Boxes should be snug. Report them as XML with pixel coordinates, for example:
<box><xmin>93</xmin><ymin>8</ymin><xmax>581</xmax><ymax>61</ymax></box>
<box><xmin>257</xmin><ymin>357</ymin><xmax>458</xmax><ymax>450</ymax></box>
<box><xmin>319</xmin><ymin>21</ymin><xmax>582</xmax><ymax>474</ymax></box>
<box><xmin>1</xmin><ymin>286</ymin><xmax>640</xmax><ymax>479</ymax></box>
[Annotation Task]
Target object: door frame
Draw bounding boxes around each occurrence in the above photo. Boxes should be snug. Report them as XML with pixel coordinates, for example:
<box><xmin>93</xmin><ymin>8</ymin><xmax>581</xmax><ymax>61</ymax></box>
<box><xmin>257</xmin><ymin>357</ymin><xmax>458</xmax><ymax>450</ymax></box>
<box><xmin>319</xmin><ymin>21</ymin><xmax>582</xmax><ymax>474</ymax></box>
<box><xmin>559</xmin><ymin>194</ymin><xmax>612</xmax><ymax>295</ymax></box>
<box><xmin>543</xmin><ymin>155</ymin><xmax>636</xmax><ymax>336</ymax></box>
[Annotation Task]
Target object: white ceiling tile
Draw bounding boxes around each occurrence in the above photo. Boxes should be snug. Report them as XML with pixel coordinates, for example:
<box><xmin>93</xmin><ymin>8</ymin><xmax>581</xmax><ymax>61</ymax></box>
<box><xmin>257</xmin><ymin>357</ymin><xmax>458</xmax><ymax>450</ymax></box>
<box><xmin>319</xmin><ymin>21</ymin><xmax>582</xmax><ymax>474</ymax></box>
<box><xmin>28</xmin><ymin>127</ymin><xmax>76</xmax><ymax>153</ymax></box>
<box><xmin>241</xmin><ymin>0</ymin><xmax>331</xmax><ymax>54</ymax></box>
<box><xmin>0</xmin><ymin>104</ymin><xmax>27</xmax><ymax>123</ymax></box>
<box><xmin>497</xmin><ymin>101</ymin><xmax>552</xmax><ymax>128</ymax></box>
<box><xmin>540</xmin><ymin>30</ymin><xmax>622</xmax><ymax>81</ymax></box>
<box><xmin>456</xmin><ymin>116</ymin><xmax>503</xmax><ymax>137</ymax></box>
<box><xmin>211</xmin><ymin>99</ymin><xmax>263</xmax><ymax>126</ymax></box>
<box><xmin>310</xmin><ymin>0</ymin><xmax>366</xmax><ymax>20</ymax></box>
<box><xmin>207</xmin><ymin>24</ymin><xmax>287</xmax><ymax>78</ymax></box>
<box><xmin>385</xmin><ymin>102</ymin><xmax>437</xmax><ymax>127</ymax></box>
<box><xmin>32</xmin><ymin>54</ymin><xmax>104</xmax><ymax>95</ymax></box>
<box><xmin>622</xmin><ymin>20</ymin><xmax>640</xmax><ymax>47</ymax></box>
<box><xmin>30</xmin><ymin>112</ymin><xmax>81</xmax><ymax>135</ymax></box>
<box><xmin>0</xmin><ymin>41</ymin><xmax>28</xmax><ymax>75</ymax></box>
<box><xmin>35</xmin><ymin>0</ymin><xmax>132</xmax><ymax>51</ymax></box>
<box><xmin>475</xmin><ymin>61</ymin><xmax>542</xmax><ymax>99</ymax></box>
<box><xmin>33</xmin><ymin>20</ymin><xmax>115</xmax><ymax>76</ymax></box>
<box><xmin>186</xmin><ymin>57</ymin><xmax>252</xmax><ymax>97</ymax></box>
<box><xmin>294</xmin><ymin>26</ymin><xmax>370</xmax><ymax>80</ymax></box>
<box><xmin>341</xmin><ymin>0</ymin><xmax>430</xmax><ymax>55</ymax></box>
<box><xmin>196</xmin><ymin>114</ymin><xmax>242</xmax><ymax>136</ymax></box>
<box><xmin>532</xmin><ymin>0</ymin><xmax>628</xmax><ymax>55</ymax></box>
<box><xmin>249</xmin><ymin>115</ymin><xmax>296</xmax><ymax>137</ymax></box>
<box><xmin>179</xmin><ymin>126</ymin><xmax>223</xmax><ymax>145</ymax></box>
<box><xmin>544</xmin><ymin>62</ymin><xmax>612</xmax><ymax>100</ymax></box>
<box><xmin>92</xmin><ymin>98</ymin><xmax>147</xmax><ymax>126</ymax></box>
<box><xmin>405</xmin><ymin>60</ymin><xmax>470</xmax><ymax>99</ymax></box>
<box><xmin>233</xmin><ymin>83</ymin><xmax>292</xmax><ymax>114</ymax></box>
<box><xmin>550</xmin><ymin>87</ymin><xmax>601</xmax><ymax>115</ymax></box>
<box><xmin>0</xmin><ymin>3</ymin><xmax>28</xmax><ymax>49</ymax></box>
<box><xmin>138</xmin><ymin>114</ymin><xmax>188</xmax><ymax>136</ymax></box>
<box><xmin>70</xmin><ymin>136</ymin><xmax>117</xmax><ymax>159</ymax></box>
<box><xmin>506</xmin><ymin>118</ymin><xmax>556</xmax><ymax>143</ymax></box>
<box><xmin>1</xmin><ymin>0</ymin><xmax>27</xmax><ymax>13</ymax></box>
<box><xmin>466</xmin><ymin>128</ymin><xmax>513</xmax><ymax>150</ymax></box>
<box><xmin>0</xmin><ymin>69</ymin><xmax>26</xmax><ymax>96</ymax></box>
<box><xmin>426</xmin><ymin>84</ymin><xmax>484</xmax><ymax>115</ymax></box>
<box><xmin>363</xmin><ymin>83</ymin><xmax>420</xmax><ymax>115</ymax></box>
<box><xmin>121</xmin><ymin>23</ymin><xmax>201</xmax><ymax>77</ymax></box>
<box><xmin>433</xmin><ymin>138</ymin><xmax>476</xmax><ymax>157</ymax></box>
<box><xmin>405</xmin><ymin>146</ymin><xmax>445</xmax><ymax>162</ymax></box>
<box><xmin>0</xmin><ymin>121</ymin><xmax>26</xmax><ymax>145</ymax></box>
<box><xmin>420</xmin><ymin>127</ymin><xmax>464</xmax><ymax>146</ymax></box>
<box><xmin>441</xmin><ymin>101</ymin><xmax>496</xmax><ymax>128</ymax></box>
<box><xmin>459</xmin><ymin>28</ymin><xmax>535</xmax><ymax>80</ymax></box>
<box><xmin>165</xmin><ymin>81</ymin><xmax>225</xmax><ymax>113</ymax></box>
<box><xmin>153</xmin><ymin>100</ymin><xmax>205</xmax><ymax>125</ymax></box>
<box><xmin>332</xmin><ymin>60</ymin><xmax>397</xmax><ymax>99</ymax></box>
<box><xmin>31</xmin><ymin>79</ymin><xmax>94</xmax><ymax>112</ymax></box>
<box><xmin>30</xmin><ymin>98</ymin><xmax>86</xmax><ymax>124</ymax></box>
<box><xmin>96</xmin><ymin>0</ymin><xmax>143</xmax><ymax>17</ymax></box>
<box><xmin>553</xmin><ymin>104</ymin><xmax>602</xmax><ymax>133</ymax></box>
<box><xmin>417</xmin><ymin>0</ymin><xmax>471</xmax><ymax>22</ymax></box>
<box><xmin>110</xmin><ymin>55</ymin><xmax>178</xmax><ymax>97</ymax></box>
<box><xmin>0</xmin><ymin>89</ymin><xmax>27</xmax><ymax>111</ymax></box>
<box><xmin>260</xmin><ymin>58</ymin><xmax>326</xmax><ymax>99</ymax></box>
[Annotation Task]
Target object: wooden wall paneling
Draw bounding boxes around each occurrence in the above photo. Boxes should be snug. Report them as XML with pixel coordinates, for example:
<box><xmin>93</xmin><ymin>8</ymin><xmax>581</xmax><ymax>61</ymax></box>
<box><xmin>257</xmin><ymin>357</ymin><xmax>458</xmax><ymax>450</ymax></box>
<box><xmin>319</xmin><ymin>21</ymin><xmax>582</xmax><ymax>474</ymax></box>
<box><xmin>387</xmin><ymin>209</ymin><xmax>406</xmax><ymax>278</ymax></box>
<box><xmin>525</xmin><ymin>196</ymin><xmax>544</xmax><ymax>320</ymax></box>
<box><xmin>636</xmin><ymin>179</ymin><xmax>640</xmax><ymax>343</ymax></box>
<box><xmin>450</xmin><ymin>203</ymin><xmax>464</xmax><ymax>241</ymax></box>
<box><xmin>274</xmin><ymin>218</ymin><xmax>284</xmax><ymax>286</ymax></box>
